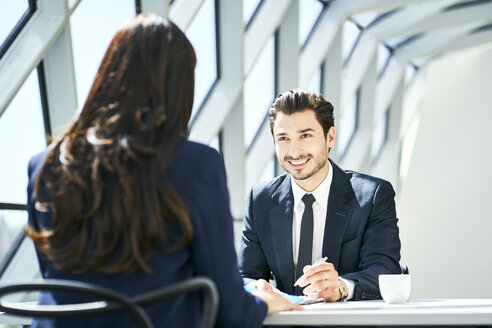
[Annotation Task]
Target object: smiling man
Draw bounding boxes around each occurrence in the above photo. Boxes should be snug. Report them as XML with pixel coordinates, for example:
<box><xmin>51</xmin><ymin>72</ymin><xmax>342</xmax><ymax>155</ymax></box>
<box><xmin>239</xmin><ymin>89</ymin><xmax>401</xmax><ymax>302</ymax></box>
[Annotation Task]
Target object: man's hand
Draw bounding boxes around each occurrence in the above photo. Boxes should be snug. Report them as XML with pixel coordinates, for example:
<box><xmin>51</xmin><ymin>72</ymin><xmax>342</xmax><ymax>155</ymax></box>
<box><xmin>297</xmin><ymin>262</ymin><xmax>342</xmax><ymax>302</ymax></box>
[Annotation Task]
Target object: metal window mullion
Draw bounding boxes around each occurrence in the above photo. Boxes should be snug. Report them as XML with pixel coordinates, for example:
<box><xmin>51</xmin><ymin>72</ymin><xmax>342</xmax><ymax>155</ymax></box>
<box><xmin>214</xmin><ymin>0</ymin><xmax>245</xmax><ymax>218</ymax></box>
<box><xmin>42</xmin><ymin>23</ymin><xmax>78</xmax><ymax>138</ymax></box>
<box><xmin>170</xmin><ymin>0</ymin><xmax>204</xmax><ymax>31</ymax></box>
<box><xmin>138</xmin><ymin>0</ymin><xmax>169</xmax><ymax>16</ymax></box>
<box><xmin>0</xmin><ymin>0</ymin><xmax>69</xmax><ymax>118</ymax></box>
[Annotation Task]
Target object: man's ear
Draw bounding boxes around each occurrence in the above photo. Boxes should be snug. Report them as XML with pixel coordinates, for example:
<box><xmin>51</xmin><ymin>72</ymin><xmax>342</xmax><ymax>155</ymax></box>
<box><xmin>326</xmin><ymin>126</ymin><xmax>335</xmax><ymax>149</ymax></box>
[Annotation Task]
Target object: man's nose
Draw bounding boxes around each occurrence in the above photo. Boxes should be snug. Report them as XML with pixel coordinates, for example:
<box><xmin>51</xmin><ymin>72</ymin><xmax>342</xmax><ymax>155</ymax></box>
<box><xmin>288</xmin><ymin>140</ymin><xmax>303</xmax><ymax>158</ymax></box>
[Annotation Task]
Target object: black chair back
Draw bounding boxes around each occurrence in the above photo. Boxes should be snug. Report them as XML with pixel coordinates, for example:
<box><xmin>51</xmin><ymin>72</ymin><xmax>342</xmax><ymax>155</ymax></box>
<box><xmin>0</xmin><ymin>276</ymin><xmax>218</xmax><ymax>328</ymax></box>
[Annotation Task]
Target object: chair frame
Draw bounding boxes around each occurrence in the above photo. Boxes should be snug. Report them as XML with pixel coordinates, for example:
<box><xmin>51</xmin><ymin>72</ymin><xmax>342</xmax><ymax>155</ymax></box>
<box><xmin>0</xmin><ymin>276</ymin><xmax>218</xmax><ymax>328</ymax></box>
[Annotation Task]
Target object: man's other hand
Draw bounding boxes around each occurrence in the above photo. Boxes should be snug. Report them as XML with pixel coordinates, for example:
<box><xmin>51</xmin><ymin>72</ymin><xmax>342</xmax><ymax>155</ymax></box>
<box><xmin>298</xmin><ymin>261</ymin><xmax>341</xmax><ymax>302</ymax></box>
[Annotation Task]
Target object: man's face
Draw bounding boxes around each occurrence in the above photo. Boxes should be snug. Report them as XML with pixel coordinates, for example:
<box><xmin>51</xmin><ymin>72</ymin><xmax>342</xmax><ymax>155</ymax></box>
<box><xmin>273</xmin><ymin>109</ymin><xmax>335</xmax><ymax>191</ymax></box>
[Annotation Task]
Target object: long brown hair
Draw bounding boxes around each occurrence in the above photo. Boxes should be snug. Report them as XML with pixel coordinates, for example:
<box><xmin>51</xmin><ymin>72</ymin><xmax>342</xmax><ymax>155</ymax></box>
<box><xmin>25</xmin><ymin>14</ymin><xmax>196</xmax><ymax>274</ymax></box>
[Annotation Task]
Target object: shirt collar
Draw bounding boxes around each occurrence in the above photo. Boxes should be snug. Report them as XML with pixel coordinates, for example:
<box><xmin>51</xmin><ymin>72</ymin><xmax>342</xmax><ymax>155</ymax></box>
<box><xmin>291</xmin><ymin>161</ymin><xmax>333</xmax><ymax>211</ymax></box>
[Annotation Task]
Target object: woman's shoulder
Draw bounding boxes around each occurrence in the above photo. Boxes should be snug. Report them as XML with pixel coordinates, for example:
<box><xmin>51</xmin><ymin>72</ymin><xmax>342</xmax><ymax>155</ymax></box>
<box><xmin>28</xmin><ymin>149</ymin><xmax>51</xmax><ymax>180</ymax></box>
<box><xmin>175</xmin><ymin>140</ymin><xmax>222</xmax><ymax>165</ymax></box>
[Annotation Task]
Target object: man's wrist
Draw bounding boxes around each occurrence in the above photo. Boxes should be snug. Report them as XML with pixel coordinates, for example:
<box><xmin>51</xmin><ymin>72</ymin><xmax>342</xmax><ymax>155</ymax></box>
<box><xmin>337</xmin><ymin>278</ymin><xmax>349</xmax><ymax>302</ymax></box>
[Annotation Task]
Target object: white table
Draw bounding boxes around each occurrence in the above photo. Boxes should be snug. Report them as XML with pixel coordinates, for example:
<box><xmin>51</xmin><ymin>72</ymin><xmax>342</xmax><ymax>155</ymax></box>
<box><xmin>263</xmin><ymin>299</ymin><xmax>492</xmax><ymax>326</ymax></box>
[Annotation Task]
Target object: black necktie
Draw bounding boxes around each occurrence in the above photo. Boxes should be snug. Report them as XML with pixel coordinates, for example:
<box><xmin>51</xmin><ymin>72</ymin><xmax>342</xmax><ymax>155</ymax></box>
<box><xmin>295</xmin><ymin>193</ymin><xmax>316</xmax><ymax>295</ymax></box>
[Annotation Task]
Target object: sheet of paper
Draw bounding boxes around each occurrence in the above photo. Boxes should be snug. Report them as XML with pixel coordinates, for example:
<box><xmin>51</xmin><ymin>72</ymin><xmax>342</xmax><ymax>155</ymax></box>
<box><xmin>244</xmin><ymin>286</ymin><xmax>324</xmax><ymax>305</ymax></box>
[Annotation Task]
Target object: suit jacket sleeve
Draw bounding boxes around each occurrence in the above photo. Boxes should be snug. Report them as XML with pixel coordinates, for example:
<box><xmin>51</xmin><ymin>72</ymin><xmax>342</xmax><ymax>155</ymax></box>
<box><xmin>26</xmin><ymin>152</ymin><xmax>49</xmax><ymax>274</ymax></box>
<box><xmin>189</xmin><ymin>147</ymin><xmax>268</xmax><ymax>327</ymax></box>
<box><xmin>238</xmin><ymin>187</ymin><xmax>272</xmax><ymax>284</ymax></box>
<box><xmin>342</xmin><ymin>180</ymin><xmax>401</xmax><ymax>300</ymax></box>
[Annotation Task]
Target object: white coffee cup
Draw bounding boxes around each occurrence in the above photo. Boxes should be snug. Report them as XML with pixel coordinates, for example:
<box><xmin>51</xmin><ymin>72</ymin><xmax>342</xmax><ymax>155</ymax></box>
<box><xmin>379</xmin><ymin>274</ymin><xmax>411</xmax><ymax>304</ymax></box>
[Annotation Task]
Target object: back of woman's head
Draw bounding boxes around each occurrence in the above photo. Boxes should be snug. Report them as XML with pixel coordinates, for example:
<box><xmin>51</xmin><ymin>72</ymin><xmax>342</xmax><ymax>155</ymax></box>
<box><xmin>82</xmin><ymin>13</ymin><xmax>196</xmax><ymax>151</ymax></box>
<box><xmin>26</xmin><ymin>14</ymin><xmax>195</xmax><ymax>274</ymax></box>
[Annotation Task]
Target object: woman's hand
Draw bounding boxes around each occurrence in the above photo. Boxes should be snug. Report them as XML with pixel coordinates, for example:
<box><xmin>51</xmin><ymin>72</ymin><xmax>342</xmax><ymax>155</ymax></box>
<box><xmin>252</xmin><ymin>289</ymin><xmax>303</xmax><ymax>314</ymax></box>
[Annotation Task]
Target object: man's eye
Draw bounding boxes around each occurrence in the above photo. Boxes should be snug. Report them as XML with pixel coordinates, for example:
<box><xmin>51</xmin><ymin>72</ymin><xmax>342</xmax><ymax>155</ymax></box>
<box><xmin>301</xmin><ymin>133</ymin><xmax>311</xmax><ymax>138</ymax></box>
<box><xmin>277</xmin><ymin>137</ymin><xmax>287</xmax><ymax>142</ymax></box>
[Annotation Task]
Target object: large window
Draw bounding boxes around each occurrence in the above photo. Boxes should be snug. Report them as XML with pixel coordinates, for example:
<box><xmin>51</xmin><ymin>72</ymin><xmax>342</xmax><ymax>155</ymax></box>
<box><xmin>299</xmin><ymin>0</ymin><xmax>325</xmax><ymax>47</ymax></box>
<box><xmin>70</xmin><ymin>0</ymin><xmax>136</xmax><ymax>109</ymax></box>
<box><xmin>187</xmin><ymin>0</ymin><xmax>219</xmax><ymax>122</ymax></box>
<box><xmin>0</xmin><ymin>210</ymin><xmax>27</xmax><ymax>274</ymax></box>
<box><xmin>372</xmin><ymin>109</ymin><xmax>389</xmax><ymax>160</ymax></box>
<box><xmin>306</xmin><ymin>66</ymin><xmax>322</xmax><ymax>94</ymax></box>
<box><xmin>0</xmin><ymin>0</ymin><xmax>36</xmax><ymax>59</ymax></box>
<box><xmin>244</xmin><ymin>35</ymin><xmax>275</xmax><ymax>148</ymax></box>
<box><xmin>0</xmin><ymin>68</ymin><xmax>45</xmax><ymax>275</ymax></box>
<box><xmin>259</xmin><ymin>156</ymin><xmax>276</xmax><ymax>183</ymax></box>
<box><xmin>337</xmin><ymin>89</ymin><xmax>359</xmax><ymax>158</ymax></box>
<box><xmin>378</xmin><ymin>43</ymin><xmax>392</xmax><ymax>76</ymax></box>
<box><xmin>0</xmin><ymin>70</ymin><xmax>46</xmax><ymax>205</ymax></box>
<box><xmin>342</xmin><ymin>20</ymin><xmax>362</xmax><ymax>65</ymax></box>
<box><xmin>243</xmin><ymin>0</ymin><xmax>264</xmax><ymax>28</ymax></box>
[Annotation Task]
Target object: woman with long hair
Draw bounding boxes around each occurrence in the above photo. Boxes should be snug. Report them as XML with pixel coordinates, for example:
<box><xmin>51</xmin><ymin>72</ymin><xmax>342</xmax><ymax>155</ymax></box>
<box><xmin>26</xmin><ymin>14</ymin><xmax>300</xmax><ymax>327</ymax></box>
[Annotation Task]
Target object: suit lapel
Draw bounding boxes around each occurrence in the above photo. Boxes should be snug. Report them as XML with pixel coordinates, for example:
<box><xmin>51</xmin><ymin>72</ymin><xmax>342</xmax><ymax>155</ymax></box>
<box><xmin>269</xmin><ymin>176</ymin><xmax>295</xmax><ymax>294</ymax></box>
<box><xmin>322</xmin><ymin>160</ymin><xmax>354</xmax><ymax>270</ymax></box>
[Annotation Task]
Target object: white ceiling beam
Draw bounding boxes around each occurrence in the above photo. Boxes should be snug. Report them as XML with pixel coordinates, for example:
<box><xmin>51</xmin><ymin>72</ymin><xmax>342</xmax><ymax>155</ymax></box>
<box><xmin>340</xmin><ymin>1</ymin><xmax>454</xmax><ymax>116</ymax></box>
<box><xmin>398</xmin><ymin>2</ymin><xmax>492</xmax><ymax>38</ymax></box>
<box><xmin>347</xmin><ymin>0</ymin><xmax>451</xmax><ymax>15</ymax></box>
<box><xmin>437</xmin><ymin>29</ymin><xmax>492</xmax><ymax>54</ymax></box>
<box><xmin>188</xmin><ymin>80</ymin><xmax>241</xmax><ymax>144</ymax></box>
<box><xmin>397</xmin><ymin>22</ymin><xmax>485</xmax><ymax>62</ymax></box>
<box><xmin>366</xmin><ymin>0</ymin><xmax>457</xmax><ymax>40</ymax></box>
<box><xmin>375</xmin><ymin>21</ymin><xmax>483</xmax><ymax>120</ymax></box>
<box><xmin>170</xmin><ymin>0</ymin><xmax>204</xmax><ymax>31</ymax></box>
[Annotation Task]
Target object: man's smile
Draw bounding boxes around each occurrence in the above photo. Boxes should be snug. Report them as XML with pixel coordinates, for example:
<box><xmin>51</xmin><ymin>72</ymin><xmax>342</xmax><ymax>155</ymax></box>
<box><xmin>287</xmin><ymin>157</ymin><xmax>311</xmax><ymax>169</ymax></box>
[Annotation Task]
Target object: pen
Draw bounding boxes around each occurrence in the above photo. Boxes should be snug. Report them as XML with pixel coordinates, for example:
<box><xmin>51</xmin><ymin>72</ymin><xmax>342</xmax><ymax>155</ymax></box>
<box><xmin>293</xmin><ymin>256</ymin><xmax>328</xmax><ymax>286</ymax></box>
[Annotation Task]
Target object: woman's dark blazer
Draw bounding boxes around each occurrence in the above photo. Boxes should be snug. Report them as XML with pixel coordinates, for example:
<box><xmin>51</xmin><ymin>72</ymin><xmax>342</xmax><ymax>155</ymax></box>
<box><xmin>27</xmin><ymin>140</ymin><xmax>267</xmax><ymax>327</ymax></box>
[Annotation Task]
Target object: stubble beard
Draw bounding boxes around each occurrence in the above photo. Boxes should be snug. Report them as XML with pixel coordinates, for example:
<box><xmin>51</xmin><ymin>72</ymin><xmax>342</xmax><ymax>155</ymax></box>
<box><xmin>282</xmin><ymin>153</ymin><xmax>328</xmax><ymax>181</ymax></box>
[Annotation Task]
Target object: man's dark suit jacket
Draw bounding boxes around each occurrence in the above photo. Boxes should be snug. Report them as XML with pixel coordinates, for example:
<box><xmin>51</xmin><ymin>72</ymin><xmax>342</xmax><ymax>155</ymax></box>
<box><xmin>239</xmin><ymin>160</ymin><xmax>401</xmax><ymax>300</ymax></box>
<box><xmin>27</xmin><ymin>140</ymin><xmax>267</xmax><ymax>327</ymax></box>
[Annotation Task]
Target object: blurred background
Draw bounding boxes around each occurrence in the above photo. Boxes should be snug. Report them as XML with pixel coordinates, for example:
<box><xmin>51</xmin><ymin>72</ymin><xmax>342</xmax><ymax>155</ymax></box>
<box><xmin>1</xmin><ymin>0</ymin><xmax>492</xmax><ymax>301</ymax></box>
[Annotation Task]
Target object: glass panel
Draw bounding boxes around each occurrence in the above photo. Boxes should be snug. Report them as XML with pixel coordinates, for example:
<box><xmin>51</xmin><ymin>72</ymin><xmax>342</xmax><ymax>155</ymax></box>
<box><xmin>0</xmin><ymin>1</ymin><xmax>29</xmax><ymax>49</ymax></box>
<box><xmin>372</xmin><ymin>109</ymin><xmax>389</xmax><ymax>160</ymax></box>
<box><xmin>258</xmin><ymin>156</ymin><xmax>275</xmax><ymax>183</ymax></box>
<box><xmin>187</xmin><ymin>0</ymin><xmax>218</xmax><ymax>120</ymax></box>
<box><xmin>244</xmin><ymin>35</ymin><xmax>275</xmax><ymax>147</ymax></box>
<box><xmin>337</xmin><ymin>90</ymin><xmax>358</xmax><ymax>157</ymax></box>
<box><xmin>243</xmin><ymin>0</ymin><xmax>263</xmax><ymax>26</ymax></box>
<box><xmin>299</xmin><ymin>0</ymin><xmax>324</xmax><ymax>46</ymax></box>
<box><xmin>305</xmin><ymin>66</ymin><xmax>322</xmax><ymax>94</ymax></box>
<box><xmin>405</xmin><ymin>63</ymin><xmax>417</xmax><ymax>86</ymax></box>
<box><xmin>209</xmin><ymin>134</ymin><xmax>220</xmax><ymax>153</ymax></box>
<box><xmin>377</xmin><ymin>43</ymin><xmax>391</xmax><ymax>74</ymax></box>
<box><xmin>342</xmin><ymin>20</ymin><xmax>361</xmax><ymax>63</ymax></box>
<box><xmin>0</xmin><ymin>210</ymin><xmax>27</xmax><ymax>268</ymax></box>
<box><xmin>70</xmin><ymin>0</ymin><xmax>136</xmax><ymax>109</ymax></box>
<box><xmin>399</xmin><ymin>114</ymin><xmax>420</xmax><ymax>182</ymax></box>
<box><xmin>0</xmin><ymin>70</ymin><xmax>46</xmax><ymax>204</ymax></box>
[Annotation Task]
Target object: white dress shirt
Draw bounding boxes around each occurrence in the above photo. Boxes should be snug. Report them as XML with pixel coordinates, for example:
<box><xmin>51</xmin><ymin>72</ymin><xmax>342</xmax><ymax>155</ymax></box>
<box><xmin>291</xmin><ymin>161</ymin><xmax>355</xmax><ymax>300</ymax></box>
<box><xmin>291</xmin><ymin>162</ymin><xmax>332</xmax><ymax>267</ymax></box>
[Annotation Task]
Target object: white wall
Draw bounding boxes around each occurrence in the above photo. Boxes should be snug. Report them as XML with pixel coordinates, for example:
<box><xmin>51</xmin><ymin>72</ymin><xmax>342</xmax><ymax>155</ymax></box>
<box><xmin>398</xmin><ymin>43</ymin><xmax>492</xmax><ymax>299</ymax></box>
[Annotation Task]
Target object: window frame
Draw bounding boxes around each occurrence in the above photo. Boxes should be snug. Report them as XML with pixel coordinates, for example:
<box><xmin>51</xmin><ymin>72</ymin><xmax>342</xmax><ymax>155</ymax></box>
<box><xmin>0</xmin><ymin>0</ymin><xmax>37</xmax><ymax>60</ymax></box>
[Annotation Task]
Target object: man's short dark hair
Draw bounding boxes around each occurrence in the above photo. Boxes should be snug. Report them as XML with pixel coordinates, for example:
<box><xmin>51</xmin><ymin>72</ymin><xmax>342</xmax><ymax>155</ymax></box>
<box><xmin>268</xmin><ymin>89</ymin><xmax>335</xmax><ymax>137</ymax></box>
